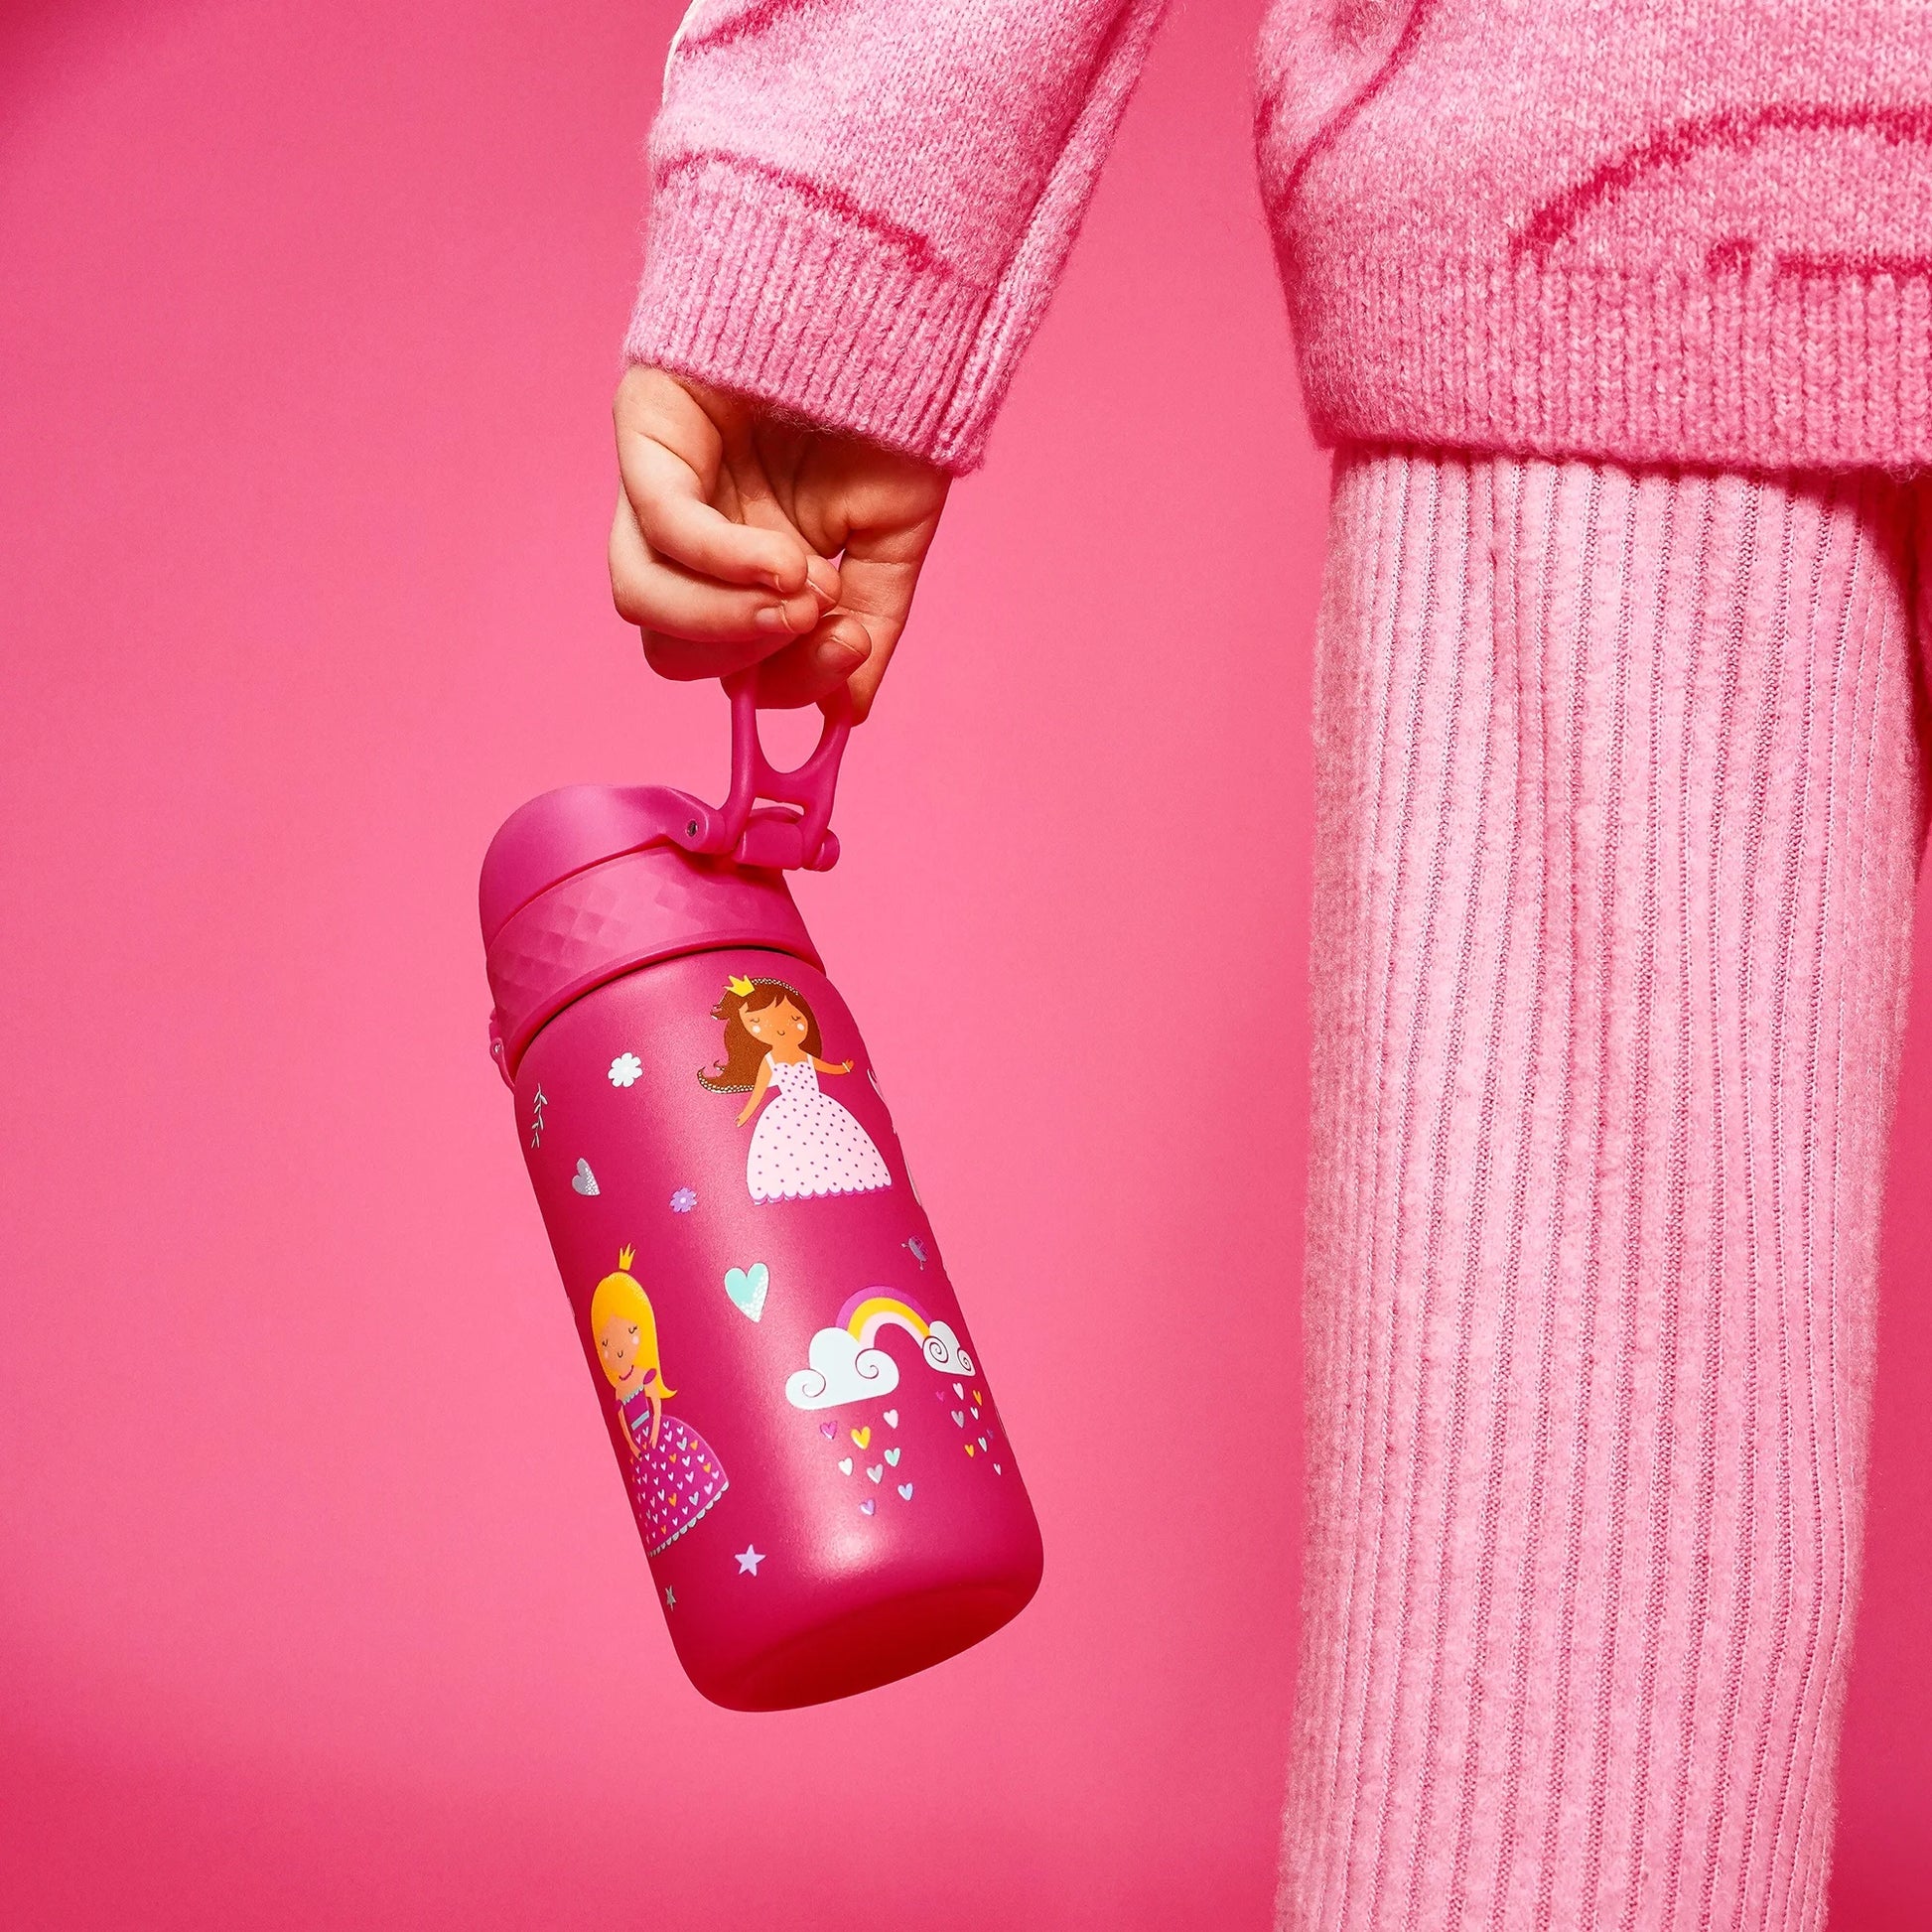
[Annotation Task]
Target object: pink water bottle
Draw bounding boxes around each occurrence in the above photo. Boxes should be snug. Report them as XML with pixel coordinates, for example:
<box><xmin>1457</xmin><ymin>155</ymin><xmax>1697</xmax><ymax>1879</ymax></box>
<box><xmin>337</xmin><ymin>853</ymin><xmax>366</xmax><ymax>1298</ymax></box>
<box><xmin>480</xmin><ymin>678</ymin><xmax>1043</xmax><ymax>1709</ymax></box>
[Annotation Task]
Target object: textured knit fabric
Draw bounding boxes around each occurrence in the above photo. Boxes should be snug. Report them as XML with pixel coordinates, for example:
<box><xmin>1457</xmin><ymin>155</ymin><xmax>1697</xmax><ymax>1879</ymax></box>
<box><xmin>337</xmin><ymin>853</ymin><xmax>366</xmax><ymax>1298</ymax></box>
<box><xmin>628</xmin><ymin>3</ymin><xmax>1932</xmax><ymax>473</ymax></box>
<box><xmin>629</xmin><ymin>1</ymin><xmax>1169</xmax><ymax>468</ymax></box>
<box><xmin>1284</xmin><ymin>446</ymin><xmax>1931</xmax><ymax>1932</ymax></box>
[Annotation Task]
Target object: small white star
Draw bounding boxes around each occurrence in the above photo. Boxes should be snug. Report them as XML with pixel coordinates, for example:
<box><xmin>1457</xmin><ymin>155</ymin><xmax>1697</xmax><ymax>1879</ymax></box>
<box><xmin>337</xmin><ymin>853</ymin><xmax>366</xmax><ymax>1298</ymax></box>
<box><xmin>663</xmin><ymin>1587</ymin><xmax>676</xmax><ymax>1609</ymax></box>
<box><xmin>735</xmin><ymin>1545</ymin><xmax>765</xmax><ymax>1576</ymax></box>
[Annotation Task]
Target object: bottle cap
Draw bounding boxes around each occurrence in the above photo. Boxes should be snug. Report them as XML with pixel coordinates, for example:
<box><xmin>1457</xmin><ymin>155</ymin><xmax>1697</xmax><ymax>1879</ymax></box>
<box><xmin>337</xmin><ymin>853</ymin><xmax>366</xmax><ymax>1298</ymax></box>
<box><xmin>479</xmin><ymin>679</ymin><xmax>851</xmax><ymax>1084</ymax></box>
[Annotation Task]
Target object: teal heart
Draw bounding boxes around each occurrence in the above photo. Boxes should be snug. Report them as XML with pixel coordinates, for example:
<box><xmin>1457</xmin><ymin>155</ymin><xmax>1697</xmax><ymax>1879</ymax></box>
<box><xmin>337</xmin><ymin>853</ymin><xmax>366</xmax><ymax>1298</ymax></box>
<box><xmin>723</xmin><ymin>1262</ymin><xmax>769</xmax><ymax>1321</ymax></box>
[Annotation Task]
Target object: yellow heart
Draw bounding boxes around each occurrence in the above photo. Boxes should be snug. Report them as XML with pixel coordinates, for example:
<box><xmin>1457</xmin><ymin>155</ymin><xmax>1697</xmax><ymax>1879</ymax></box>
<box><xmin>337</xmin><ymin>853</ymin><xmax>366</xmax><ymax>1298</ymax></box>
<box><xmin>851</xmin><ymin>1427</ymin><xmax>872</xmax><ymax>1449</ymax></box>
<box><xmin>964</xmin><ymin>1444</ymin><xmax>976</xmax><ymax>1456</ymax></box>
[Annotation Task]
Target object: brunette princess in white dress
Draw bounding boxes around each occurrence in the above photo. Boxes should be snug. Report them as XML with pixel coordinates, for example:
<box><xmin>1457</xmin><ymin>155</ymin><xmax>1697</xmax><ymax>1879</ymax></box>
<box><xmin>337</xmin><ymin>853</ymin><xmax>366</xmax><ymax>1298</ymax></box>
<box><xmin>699</xmin><ymin>975</ymin><xmax>892</xmax><ymax>1203</ymax></box>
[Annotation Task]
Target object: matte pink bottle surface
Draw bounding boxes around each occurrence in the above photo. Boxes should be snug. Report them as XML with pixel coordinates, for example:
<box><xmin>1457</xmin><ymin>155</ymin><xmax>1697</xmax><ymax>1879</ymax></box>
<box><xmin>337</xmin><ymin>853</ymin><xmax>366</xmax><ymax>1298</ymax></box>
<box><xmin>480</xmin><ymin>683</ymin><xmax>1042</xmax><ymax>1709</ymax></box>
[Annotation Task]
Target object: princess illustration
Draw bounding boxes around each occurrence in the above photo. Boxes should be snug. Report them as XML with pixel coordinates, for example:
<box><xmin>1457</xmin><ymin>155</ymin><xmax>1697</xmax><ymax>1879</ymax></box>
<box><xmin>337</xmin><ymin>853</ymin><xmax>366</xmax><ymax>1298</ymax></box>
<box><xmin>699</xmin><ymin>975</ymin><xmax>893</xmax><ymax>1203</ymax></box>
<box><xmin>590</xmin><ymin>1248</ymin><xmax>728</xmax><ymax>1555</ymax></box>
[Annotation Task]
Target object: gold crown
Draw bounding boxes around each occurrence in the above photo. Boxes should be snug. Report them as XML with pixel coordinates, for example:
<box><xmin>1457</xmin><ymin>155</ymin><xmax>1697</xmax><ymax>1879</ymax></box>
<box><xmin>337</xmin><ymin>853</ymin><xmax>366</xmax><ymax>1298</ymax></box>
<box><xmin>727</xmin><ymin>974</ymin><xmax>756</xmax><ymax>997</ymax></box>
<box><xmin>617</xmin><ymin>1245</ymin><xmax>635</xmax><ymax>1273</ymax></box>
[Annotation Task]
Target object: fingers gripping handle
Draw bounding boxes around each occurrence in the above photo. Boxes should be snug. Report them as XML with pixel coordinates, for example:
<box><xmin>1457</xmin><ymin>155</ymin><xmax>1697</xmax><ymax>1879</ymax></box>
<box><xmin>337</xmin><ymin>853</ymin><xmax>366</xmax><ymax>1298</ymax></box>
<box><xmin>688</xmin><ymin>670</ymin><xmax>850</xmax><ymax>873</ymax></box>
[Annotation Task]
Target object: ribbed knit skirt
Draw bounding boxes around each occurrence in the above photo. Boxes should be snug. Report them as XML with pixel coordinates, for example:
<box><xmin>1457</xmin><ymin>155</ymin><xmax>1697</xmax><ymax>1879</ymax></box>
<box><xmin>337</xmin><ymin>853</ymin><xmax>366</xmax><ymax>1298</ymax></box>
<box><xmin>1279</xmin><ymin>450</ymin><xmax>1931</xmax><ymax>1932</ymax></box>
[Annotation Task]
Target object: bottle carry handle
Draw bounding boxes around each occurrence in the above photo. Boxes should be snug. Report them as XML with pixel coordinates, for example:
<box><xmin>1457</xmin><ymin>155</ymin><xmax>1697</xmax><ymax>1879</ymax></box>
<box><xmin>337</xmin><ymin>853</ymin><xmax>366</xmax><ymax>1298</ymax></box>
<box><xmin>688</xmin><ymin>668</ymin><xmax>851</xmax><ymax>873</ymax></box>
<box><xmin>646</xmin><ymin>672</ymin><xmax>852</xmax><ymax>872</ymax></box>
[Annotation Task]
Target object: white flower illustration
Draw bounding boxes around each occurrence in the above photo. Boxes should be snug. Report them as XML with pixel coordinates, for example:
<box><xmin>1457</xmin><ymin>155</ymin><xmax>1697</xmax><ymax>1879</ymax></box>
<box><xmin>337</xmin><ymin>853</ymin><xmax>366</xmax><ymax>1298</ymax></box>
<box><xmin>608</xmin><ymin>1051</ymin><xmax>643</xmax><ymax>1088</ymax></box>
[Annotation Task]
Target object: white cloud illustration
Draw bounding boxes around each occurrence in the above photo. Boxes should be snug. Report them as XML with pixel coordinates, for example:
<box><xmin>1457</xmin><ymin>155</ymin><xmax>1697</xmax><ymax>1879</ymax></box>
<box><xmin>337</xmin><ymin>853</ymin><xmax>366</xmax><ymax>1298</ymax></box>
<box><xmin>920</xmin><ymin>1321</ymin><xmax>974</xmax><ymax>1374</ymax></box>
<box><xmin>784</xmin><ymin>1327</ymin><xmax>901</xmax><ymax>1411</ymax></box>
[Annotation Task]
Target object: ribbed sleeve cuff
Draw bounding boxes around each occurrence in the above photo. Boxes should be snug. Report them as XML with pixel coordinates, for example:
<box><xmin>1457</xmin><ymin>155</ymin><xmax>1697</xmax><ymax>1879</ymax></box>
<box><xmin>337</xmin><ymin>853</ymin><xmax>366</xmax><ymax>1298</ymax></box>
<box><xmin>1291</xmin><ymin>250</ymin><xmax>1932</xmax><ymax>475</ymax></box>
<box><xmin>624</xmin><ymin>156</ymin><xmax>1002</xmax><ymax>471</ymax></box>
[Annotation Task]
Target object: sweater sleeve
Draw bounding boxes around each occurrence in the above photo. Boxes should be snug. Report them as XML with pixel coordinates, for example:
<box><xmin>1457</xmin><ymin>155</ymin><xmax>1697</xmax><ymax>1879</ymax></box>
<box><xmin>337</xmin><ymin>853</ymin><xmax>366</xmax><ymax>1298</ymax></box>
<box><xmin>622</xmin><ymin>0</ymin><xmax>1172</xmax><ymax>472</ymax></box>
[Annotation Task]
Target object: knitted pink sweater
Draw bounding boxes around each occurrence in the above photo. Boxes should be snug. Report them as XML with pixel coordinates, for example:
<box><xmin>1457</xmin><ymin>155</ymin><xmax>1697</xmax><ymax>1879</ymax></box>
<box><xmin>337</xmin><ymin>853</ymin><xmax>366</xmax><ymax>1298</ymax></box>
<box><xmin>626</xmin><ymin>3</ymin><xmax>1932</xmax><ymax>475</ymax></box>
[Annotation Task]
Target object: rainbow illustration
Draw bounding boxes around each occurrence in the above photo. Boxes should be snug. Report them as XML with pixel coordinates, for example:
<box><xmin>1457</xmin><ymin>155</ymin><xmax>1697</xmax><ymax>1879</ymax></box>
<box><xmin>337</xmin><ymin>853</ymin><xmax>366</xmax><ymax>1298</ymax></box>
<box><xmin>840</xmin><ymin>1289</ymin><xmax>921</xmax><ymax>1347</ymax></box>
<box><xmin>784</xmin><ymin>1287</ymin><xmax>975</xmax><ymax>1412</ymax></box>
<box><xmin>836</xmin><ymin>1288</ymin><xmax>974</xmax><ymax>1374</ymax></box>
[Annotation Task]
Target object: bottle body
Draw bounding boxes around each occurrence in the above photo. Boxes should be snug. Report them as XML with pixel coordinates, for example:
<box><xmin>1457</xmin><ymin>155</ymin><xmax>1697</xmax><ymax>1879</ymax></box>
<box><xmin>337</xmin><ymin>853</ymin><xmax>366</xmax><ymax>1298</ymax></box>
<box><xmin>513</xmin><ymin>941</ymin><xmax>1042</xmax><ymax>1709</ymax></box>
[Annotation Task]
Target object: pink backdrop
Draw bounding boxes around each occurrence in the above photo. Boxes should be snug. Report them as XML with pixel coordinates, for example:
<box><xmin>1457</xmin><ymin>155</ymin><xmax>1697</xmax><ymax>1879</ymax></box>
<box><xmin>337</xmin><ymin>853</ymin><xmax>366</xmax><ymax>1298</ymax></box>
<box><xmin>2</xmin><ymin>3</ymin><xmax>1925</xmax><ymax>1925</ymax></box>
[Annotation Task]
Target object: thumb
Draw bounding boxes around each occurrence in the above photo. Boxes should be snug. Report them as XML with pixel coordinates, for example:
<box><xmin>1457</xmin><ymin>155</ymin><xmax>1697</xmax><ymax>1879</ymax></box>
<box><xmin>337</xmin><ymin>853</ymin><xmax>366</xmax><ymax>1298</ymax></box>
<box><xmin>754</xmin><ymin>519</ymin><xmax>940</xmax><ymax>718</ymax></box>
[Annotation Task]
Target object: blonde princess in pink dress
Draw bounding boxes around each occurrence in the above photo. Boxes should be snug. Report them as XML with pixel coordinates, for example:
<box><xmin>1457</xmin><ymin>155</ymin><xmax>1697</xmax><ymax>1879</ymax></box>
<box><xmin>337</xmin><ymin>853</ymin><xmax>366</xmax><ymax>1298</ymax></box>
<box><xmin>590</xmin><ymin>1249</ymin><xmax>728</xmax><ymax>1555</ymax></box>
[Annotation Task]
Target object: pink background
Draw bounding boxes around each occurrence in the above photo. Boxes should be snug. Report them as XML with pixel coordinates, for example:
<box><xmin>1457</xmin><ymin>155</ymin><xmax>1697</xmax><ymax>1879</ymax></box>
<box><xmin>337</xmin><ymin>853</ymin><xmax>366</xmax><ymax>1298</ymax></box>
<box><xmin>1</xmin><ymin>2</ymin><xmax>1924</xmax><ymax>1925</ymax></box>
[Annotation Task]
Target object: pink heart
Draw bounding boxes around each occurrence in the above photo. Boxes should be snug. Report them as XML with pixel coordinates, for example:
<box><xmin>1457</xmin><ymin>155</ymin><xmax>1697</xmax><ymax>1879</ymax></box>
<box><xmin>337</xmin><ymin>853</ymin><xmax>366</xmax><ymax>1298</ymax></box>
<box><xmin>819</xmin><ymin>1422</ymin><xmax>837</xmax><ymax>1439</ymax></box>
<box><xmin>860</xmin><ymin>1498</ymin><xmax>877</xmax><ymax>1516</ymax></box>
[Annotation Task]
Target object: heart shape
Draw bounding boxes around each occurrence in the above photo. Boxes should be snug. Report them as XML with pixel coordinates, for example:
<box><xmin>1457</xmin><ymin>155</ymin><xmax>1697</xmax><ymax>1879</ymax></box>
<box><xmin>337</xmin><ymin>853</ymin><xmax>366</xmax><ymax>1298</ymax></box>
<box><xmin>866</xmin><ymin>1464</ymin><xmax>883</xmax><ymax>1483</ymax></box>
<box><xmin>570</xmin><ymin>1159</ymin><xmax>599</xmax><ymax>1196</ymax></box>
<box><xmin>850</xmin><ymin>1427</ymin><xmax>871</xmax><ymax>1449</ymax></box>
<box><xmin>723</xmin><ymin>1262</ymin><xmax>769</xmax><ymax>1320</ymax></box>
<box><xmin>952</xmin><ymin>1382</ymin><xmax>965</xmax><ymax>1398</ymax></box>
<box><xmin>860</xmin><ymin>1497</ymin><xmax>877</xmax><ymax>1516</ymax></box>
<box><xmin>838</xmin><ymin>1457</ymin><xmax>853</xmax><ymax>1475</ymax></box>
<box><xmin>897</xmin><ymin>1483</ymin><xmax>913</xmax><ymax>1501</ymax></box>
<box><xmin>951</xmin><ymin>1410</ymin><xmax>965</xmax><ymax>1427</ymax></box>
<box><xmin>883</xmin><ymin>1409</ymin><xmax>898</xmax><ymax>1429</ymax></box>
<box><xmin>964</xmin><ymin>1444</ymin><xmax>977</xmax><ymax>1456</ymax></box>
<box><xmin>973</xmin><ymin>1389</ymin><xmax>984</xmax><ymax>1404</ymax></box>
<box><xmin>979</xmin><ymin>1437</ymin><xmax>988</xmax><ymax>1449</ymax></box>
<box><xmin>993</xmin><ymin>1462</ymin><xmax>1003</xmax><ymax>1473</ymax></box>
<box><xmin>884</xmin><ymin>1448</ymin><xmax>900</xmax><ymax>1466</ymax></box>
<box><xmin>819</xmin><ymin>1422</ymin><xmax>837</xmax><ymax>1439</ymax></box>
<box><xmin>971</xmin><ymin>1406</ymin><xmax>981</xmax><ymax>1418</ymax></box>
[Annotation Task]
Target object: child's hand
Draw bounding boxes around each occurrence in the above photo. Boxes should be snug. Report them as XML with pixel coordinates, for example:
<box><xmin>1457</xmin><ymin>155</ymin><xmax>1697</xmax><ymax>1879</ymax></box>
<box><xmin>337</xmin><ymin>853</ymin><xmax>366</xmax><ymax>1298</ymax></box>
<box><xmin>610</xmin><ymin>367</ymin><xmax>950</xmax><ymax>720</ymax></box>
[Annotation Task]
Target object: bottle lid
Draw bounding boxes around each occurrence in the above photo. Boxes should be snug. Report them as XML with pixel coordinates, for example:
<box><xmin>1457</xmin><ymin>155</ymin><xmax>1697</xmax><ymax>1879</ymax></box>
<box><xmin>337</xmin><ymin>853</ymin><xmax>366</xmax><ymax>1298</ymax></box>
<box><xmin>479</xmin><ymin>680</ymin><xmax>851</xmax><ymax>1084</ymax></box>
<box><xmin>480</xmin><ymin>785</ymin><xmax>822</xmax><ymax>1084</ymax></box>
